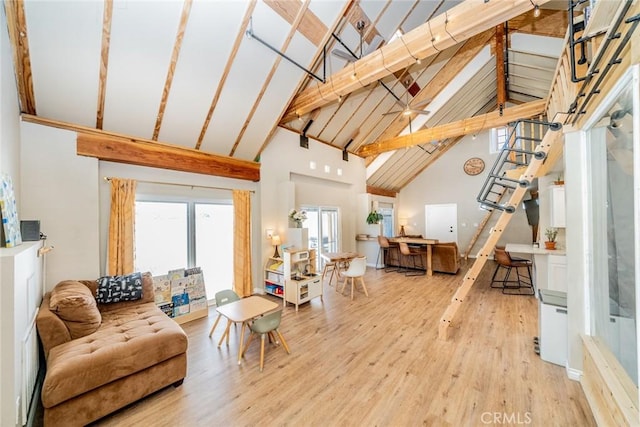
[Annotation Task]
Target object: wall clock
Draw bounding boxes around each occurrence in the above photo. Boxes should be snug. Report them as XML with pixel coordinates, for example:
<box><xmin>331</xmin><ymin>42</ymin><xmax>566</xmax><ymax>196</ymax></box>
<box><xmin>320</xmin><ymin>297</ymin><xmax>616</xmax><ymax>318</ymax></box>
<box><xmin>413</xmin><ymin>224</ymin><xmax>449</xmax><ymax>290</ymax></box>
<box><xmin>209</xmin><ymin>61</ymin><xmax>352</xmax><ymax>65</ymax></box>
<box><xmin>463</xmin><ymin>157</ymin><xmax>485</xmax><ymax>176</ymax></box>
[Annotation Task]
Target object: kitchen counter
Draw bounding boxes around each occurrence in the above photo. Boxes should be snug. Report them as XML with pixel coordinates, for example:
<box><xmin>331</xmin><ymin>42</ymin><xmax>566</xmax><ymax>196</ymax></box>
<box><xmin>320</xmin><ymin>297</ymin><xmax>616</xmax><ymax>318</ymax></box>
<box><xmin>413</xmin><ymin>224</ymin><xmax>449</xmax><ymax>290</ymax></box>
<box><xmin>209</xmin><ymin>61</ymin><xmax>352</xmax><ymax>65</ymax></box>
<box><xmin>505</xmin><ymin>243</ymin><xmax>567</xmax><ymax>293</ymax></box>
<box><xmin>505</xmin><ymin>243</ymin><xmax>566</xmax><ymax>256</ymax></box>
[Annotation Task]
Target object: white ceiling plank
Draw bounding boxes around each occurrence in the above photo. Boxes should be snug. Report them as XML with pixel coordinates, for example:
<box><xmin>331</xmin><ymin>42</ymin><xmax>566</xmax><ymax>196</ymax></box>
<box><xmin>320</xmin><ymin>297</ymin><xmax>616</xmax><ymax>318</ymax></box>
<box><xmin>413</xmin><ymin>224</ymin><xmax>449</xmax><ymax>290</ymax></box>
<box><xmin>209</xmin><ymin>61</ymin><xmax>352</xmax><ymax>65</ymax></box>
<box><xmin>373</xmin><ymin>0</ymin><xmax>415</xmax><ymax>43</ymax></box>
<box><xmin>24</xmin><ymin>1</ymin><xmax>103</xmax><ymax>127</ymax></box>
<box><xmin>158</xmin><ymin>0</ymin><xmax>247</xmax><ymax>148</ymax></box>
<box><xmin>199</xmin><ymin>1</ymin><xmax>291</xmax><ymax>155</ymax></box>
<box><xmin>308</xmin><ymin>0</ymin><xmax>348</xmax><ymax>28</ymax></box>
<box><xmin>234</xmin><ymin>33</ymin><xmax>318</xmax><ymax>160</ymax></box>
<box><xmin>510</xmin><ymin>33</ymin><xmax>564</xmax><ymax>57</ymax></box>
<box><xmin>102</xmin><ymin>0</ymin><xmax>184</xmax><ymax>138</ymax></box>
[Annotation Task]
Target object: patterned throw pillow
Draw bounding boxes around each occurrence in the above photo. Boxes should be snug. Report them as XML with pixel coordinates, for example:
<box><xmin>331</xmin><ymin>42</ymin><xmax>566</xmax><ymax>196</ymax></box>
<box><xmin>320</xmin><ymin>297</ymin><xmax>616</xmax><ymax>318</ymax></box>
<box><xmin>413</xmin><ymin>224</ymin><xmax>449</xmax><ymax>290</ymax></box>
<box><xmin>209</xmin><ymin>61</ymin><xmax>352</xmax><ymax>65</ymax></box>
<box><xmin>96</xmin><ymin>272</ymin><xmax>144</xmax><ymax>304</ymax></box>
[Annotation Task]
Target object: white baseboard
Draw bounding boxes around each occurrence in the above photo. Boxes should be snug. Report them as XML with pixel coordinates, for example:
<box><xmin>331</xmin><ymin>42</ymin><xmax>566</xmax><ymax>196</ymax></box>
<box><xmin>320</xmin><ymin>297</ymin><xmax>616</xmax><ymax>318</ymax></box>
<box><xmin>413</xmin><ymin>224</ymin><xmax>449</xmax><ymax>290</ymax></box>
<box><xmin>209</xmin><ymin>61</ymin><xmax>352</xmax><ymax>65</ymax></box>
<box><xmin>566</xmin><ymin>366</ymin><xmax>582</xmax><ymax>381</ymax></box>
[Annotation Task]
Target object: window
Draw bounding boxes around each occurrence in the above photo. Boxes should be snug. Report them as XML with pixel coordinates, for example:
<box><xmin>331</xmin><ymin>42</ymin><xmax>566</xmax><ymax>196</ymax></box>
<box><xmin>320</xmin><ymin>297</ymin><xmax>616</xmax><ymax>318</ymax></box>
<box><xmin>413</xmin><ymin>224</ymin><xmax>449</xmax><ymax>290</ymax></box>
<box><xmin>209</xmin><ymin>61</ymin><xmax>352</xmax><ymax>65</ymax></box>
<box><xmin>301</xmin><ymin>206</ymin><xmax>339</xmax><ymax>269</ymax></box>
<box><xmin>135</xmin><ymin>200</ymin><xmax>233</xmax><ymax>302</ymax></box>
<box><xmin>378</xmin><ymin>202</ymin><xmax>395</xmax><ymax>237</ymax></box>
<box><xmin>587</xmin><ymin>67</ymin><xmax>638</xmax><ymax>385</ymax></box>
<box><xmin>490</xmin><ymin>126</ymin><xmax>510</xmax><ymax>154</ymax></box>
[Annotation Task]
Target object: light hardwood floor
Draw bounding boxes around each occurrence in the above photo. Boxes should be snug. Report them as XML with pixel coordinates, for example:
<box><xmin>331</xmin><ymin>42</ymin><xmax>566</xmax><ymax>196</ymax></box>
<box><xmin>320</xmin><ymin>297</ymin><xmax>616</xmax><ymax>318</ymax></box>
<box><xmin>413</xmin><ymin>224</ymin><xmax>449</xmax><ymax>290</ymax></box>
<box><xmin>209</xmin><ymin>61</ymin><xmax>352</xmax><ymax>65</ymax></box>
<box><xmin>93</xmin><ymin>260</ymin><xmax>595</xmax><ymax>426</ymax></box>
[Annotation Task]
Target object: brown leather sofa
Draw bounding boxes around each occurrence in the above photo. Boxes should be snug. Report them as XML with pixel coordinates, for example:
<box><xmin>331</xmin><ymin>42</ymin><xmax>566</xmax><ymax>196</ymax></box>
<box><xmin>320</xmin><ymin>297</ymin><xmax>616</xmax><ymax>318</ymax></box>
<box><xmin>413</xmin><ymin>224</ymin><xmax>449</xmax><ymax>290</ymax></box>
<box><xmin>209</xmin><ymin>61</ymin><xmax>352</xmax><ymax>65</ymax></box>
<box><xmin>431</xmin><ymin>242</ymin><xmax>460</xmax><ymax>274</ymax></box>
<box><xmin>36</xmin><ymin>273</ymin><xmax>188</xmax><ymax>426</ymax></box>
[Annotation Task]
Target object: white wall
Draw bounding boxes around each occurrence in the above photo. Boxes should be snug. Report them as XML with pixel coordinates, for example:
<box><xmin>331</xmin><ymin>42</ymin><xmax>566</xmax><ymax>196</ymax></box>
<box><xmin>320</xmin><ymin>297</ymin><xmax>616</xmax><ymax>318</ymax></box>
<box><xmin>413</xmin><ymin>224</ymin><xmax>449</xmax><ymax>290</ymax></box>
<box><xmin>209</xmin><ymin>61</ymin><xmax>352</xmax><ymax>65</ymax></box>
<box><xmin>564</xmin><ymin>130</ymin><xmax>586</xmax><ymax>374</ymax></box>
<box><xmin>20</xmin><ymin>122</ymin><xmax>100</xmax><ymax>290</ymax></box>
<box><xmin>260</xmin><ymin>127</ymin><xmax>367</xmax><ymax>271</ymax></box>
<box><xmin>0</xmin><ymin>6</ymin><xmax>22</xmax><ymax>204</ymax></box>
<box><xmin>399</xmin><ymin>132</ymin><xmax>532</xmax><ymax>255</ymax></box>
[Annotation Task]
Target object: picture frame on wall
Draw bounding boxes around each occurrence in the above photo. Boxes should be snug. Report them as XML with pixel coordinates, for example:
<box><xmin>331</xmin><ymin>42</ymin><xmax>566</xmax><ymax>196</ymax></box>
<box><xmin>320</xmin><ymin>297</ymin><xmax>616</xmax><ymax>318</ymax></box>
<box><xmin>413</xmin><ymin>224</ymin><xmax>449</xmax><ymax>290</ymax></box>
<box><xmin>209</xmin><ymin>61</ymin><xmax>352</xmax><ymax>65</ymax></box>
<box><xmin>0</xmin><ymin>174</ymin><xmax>22</xmax><ymax>248</ymax></box>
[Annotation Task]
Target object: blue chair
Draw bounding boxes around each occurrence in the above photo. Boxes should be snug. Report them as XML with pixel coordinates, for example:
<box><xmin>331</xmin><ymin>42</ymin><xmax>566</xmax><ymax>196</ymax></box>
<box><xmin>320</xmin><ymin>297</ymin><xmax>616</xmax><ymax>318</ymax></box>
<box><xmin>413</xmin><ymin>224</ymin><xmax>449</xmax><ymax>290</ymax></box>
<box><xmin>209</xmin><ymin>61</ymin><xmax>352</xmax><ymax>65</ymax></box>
<box><xmin>208</xmin><ymin>289</ymin><xmax>240</xmax><ymax>346</ymax></box>
<box><xmin>241</xmin><ymin>310</ymin><xmax>290</xmax><ymax>372</ymax></box>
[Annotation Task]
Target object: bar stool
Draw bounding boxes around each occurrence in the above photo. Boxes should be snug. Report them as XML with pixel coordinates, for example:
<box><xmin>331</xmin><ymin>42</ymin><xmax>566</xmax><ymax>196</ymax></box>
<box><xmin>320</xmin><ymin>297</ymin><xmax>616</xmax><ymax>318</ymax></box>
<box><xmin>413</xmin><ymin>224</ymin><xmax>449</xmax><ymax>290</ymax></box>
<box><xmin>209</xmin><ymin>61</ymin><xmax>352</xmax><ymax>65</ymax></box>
<box><xmin>398</xmin><ymin>242</ymin><xmax>426</xmax><ymax>276</ymax></box>
<box><xmin>376</xmin><ymin>236</ymin><xmax>399</xmax><ymax>272</ymax></box>
<box><xmin>491</xmin><ymin>246</ymin><xmax>534</xmax><ymax>295</ymax></box>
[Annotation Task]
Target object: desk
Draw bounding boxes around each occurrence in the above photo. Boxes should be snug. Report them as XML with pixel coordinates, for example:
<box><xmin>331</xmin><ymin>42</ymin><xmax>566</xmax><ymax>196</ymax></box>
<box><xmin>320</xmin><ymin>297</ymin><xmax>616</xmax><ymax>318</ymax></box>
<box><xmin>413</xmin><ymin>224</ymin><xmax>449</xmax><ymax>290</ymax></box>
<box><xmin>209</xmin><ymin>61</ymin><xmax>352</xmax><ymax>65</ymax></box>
<box><xmin>216</xmin><ymin>295</ymin><xmax>278</xmax><ymax>365</ymax></box>
<box><xmin>388</xmin><ymin>237</ymin><xmax>439</xmax><ymax>276</ymax></box>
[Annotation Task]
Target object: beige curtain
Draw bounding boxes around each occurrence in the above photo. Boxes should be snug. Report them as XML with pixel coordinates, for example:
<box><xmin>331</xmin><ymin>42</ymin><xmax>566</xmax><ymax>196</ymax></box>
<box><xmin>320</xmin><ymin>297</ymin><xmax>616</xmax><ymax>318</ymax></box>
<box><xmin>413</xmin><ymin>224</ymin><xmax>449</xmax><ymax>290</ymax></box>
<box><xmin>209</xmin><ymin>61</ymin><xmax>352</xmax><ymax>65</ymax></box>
<box><xmin>108</xmin><ymin>178</ymin><xmax>136</xmax><ymax>275</ymax></box>
<box><xmin>232</xmin><ymin>190</ymin><xmax>253</xmax><ymax>297</ymax></box>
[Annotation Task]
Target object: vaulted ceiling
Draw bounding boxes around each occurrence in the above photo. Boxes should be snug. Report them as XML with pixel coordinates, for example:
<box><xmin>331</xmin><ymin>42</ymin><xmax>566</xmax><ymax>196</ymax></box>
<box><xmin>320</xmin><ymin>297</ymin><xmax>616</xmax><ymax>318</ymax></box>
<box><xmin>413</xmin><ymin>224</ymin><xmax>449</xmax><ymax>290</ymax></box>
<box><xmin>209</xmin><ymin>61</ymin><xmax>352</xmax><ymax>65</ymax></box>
<box><xmin>4</xmin><ymin>0</ymin><xmax>568</xmax><ymax>192</ymax></box>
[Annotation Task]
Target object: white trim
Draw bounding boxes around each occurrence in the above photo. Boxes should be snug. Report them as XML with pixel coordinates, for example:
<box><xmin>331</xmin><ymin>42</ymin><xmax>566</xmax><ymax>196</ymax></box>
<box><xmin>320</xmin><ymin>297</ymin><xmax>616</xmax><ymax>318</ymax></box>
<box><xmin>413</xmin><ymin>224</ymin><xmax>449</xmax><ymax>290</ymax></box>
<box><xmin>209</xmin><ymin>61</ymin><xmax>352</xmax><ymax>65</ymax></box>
<box><xmin>566</xmin><ymin>366</ymin><xmax>582</xmax><ymax>382</ymax></box>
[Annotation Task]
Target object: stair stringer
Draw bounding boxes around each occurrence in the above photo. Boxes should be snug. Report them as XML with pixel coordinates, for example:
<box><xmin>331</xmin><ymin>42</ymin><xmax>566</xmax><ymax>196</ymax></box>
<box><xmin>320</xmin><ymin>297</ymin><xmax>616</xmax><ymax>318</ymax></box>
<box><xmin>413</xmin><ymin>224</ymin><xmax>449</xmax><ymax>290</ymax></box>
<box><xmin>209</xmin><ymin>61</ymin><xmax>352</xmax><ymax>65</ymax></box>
<box><xmin>438</xmin><ymin>128</ymin><xmax>563</xmax><ymax>341</ymax></box>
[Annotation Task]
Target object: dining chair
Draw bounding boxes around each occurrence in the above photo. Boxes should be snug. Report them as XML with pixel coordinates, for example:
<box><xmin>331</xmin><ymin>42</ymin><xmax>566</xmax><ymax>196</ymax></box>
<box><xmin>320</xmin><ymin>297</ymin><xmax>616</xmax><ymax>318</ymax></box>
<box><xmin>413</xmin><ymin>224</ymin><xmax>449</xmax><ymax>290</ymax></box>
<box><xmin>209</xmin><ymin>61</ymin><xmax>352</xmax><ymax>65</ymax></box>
<box><xmin>321</xmin><ymin>260</ymin><xmax>337</xmax><ymax>286</ymax></box>
<box><xmin>339</xmin><ymin>256</ymin><xmax>368</xmax><ymax>300</ymax></box>
<box><xmin>208</xmin><ymin>289</ymin><xmax>240</xmax><ymax>346</ymax></box>
<box><xmin>241</xmin><ymin>309</ymin><xmax>290</xmax><ymax>372</ymax></box>
<box><xmin>491</xmin><ymin>246</ymin><xmax>534</xmax><ymax>295</ymax></box>
<box><xmin>376</xmin><ymin>236</ymin><xmax>399</xmax><ymax>272</ymax></box>
<box><xmin>398</xmin><ymin>242</ymin><xmax>426</xmax><ymax>276</ymax></box>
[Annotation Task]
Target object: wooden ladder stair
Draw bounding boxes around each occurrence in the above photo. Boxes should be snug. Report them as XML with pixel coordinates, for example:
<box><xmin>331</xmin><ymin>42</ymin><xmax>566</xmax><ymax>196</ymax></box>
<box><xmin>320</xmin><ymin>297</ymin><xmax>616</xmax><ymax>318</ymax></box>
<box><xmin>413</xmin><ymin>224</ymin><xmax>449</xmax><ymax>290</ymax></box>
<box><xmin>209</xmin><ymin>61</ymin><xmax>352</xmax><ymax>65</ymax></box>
<box><xmin>462</xmin><ymin>188</ymin><xmax>505</xmax><ymax>260</ymax></box>
<box><xmin>439</xmin><ymin>127</ymin><xmax>563</xmax><ymax>341</ymax></box>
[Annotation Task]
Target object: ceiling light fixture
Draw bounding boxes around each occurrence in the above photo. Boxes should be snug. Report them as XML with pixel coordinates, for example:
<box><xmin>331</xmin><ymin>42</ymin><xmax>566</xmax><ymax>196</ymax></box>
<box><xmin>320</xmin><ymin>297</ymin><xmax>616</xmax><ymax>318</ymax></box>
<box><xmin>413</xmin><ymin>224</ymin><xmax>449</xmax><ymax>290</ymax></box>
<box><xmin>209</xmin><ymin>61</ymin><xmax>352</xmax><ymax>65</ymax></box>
<box><xmin>530</xmin><ymin>0</ymin><xmax>540</xmax><ymax>17</ymax></box>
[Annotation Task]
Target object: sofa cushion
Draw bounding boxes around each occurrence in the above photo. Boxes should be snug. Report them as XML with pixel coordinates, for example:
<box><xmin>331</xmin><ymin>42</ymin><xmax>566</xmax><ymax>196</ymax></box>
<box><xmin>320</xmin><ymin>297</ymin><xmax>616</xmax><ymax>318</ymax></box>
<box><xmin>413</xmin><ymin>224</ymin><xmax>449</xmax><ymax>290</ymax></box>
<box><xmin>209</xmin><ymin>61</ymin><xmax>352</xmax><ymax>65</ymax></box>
<box><xmin>81</xmin><ymin>272</ymin><xmax>155</xmax><ymax>313</ymax></box>
<box><xmin>41</xmin><ymin>301</ymin><xmax>188</xmax><ymax>408</ymax></box>
<box><xmin>96</xmin><ymin>272</ymin><xmax>144</xmax><ymax>304</ymax></box>
<box><xmin>49</xmin><ymin>281</ymin><xmax>102</xmax><ymax>339</ymax></box>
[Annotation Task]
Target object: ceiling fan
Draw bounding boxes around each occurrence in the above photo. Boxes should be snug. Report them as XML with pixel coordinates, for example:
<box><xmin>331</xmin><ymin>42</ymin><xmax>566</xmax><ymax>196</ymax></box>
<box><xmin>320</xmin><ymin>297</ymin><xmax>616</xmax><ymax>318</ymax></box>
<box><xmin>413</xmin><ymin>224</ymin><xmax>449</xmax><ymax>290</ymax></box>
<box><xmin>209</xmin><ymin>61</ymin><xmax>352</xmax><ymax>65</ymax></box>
<box><xmin>383</xmin><ymin>95</ymin><xmax>431</xmax><ymax>117</ymax></box>
<box><xmin>332</xmin><ymin>20</ymin><xmax>383</xmax><ymax>62</ymax></box>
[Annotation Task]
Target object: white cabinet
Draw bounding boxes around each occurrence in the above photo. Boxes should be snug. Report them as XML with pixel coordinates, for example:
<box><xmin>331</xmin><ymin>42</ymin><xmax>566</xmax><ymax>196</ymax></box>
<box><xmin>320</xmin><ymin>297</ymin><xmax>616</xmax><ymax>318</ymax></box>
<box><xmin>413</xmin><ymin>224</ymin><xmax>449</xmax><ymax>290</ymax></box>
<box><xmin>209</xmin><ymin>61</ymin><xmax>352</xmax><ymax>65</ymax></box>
<box><xmin>549</xmin><ymin>185</ymin><xmax>566</xmax><ymax>228</ymax></box>
<box><xmin>539</xmin><ymin>290</ymin><xmax>568</xmax><ymax>366</ymax></box>
<box><xmin>285</xmin><ymin>276</ymin><xmax>322</xmax><ymax>312</ymax></box>
<box><xmin>1</xmin><ymin>241</ymin><xmax>44</xmax><ymax>427</ymax></box>
<box><xmin>547</xmin><ymin>255</ymin><xmax>567</xmax><ymax>292</ymax></box>
<box><xmin>282</xmin><ymin>248</ymin><xmax>322</xmax><ymax>311</ymax></box>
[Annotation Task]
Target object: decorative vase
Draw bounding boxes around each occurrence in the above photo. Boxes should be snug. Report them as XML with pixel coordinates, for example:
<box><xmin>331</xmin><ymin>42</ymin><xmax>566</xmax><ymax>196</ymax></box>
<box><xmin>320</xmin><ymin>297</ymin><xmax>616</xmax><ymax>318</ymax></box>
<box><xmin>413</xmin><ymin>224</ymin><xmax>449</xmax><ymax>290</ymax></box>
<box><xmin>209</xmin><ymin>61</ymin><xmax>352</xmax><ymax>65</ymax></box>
<box><xmin>544</xmin><ymin>241</ymin><xmax>556</xmax><ymax>250</ymax></box>
<box><xmin>295</xmin><ymin>222</ymin><xmax>302</xmax><ymax>228</ymax></box>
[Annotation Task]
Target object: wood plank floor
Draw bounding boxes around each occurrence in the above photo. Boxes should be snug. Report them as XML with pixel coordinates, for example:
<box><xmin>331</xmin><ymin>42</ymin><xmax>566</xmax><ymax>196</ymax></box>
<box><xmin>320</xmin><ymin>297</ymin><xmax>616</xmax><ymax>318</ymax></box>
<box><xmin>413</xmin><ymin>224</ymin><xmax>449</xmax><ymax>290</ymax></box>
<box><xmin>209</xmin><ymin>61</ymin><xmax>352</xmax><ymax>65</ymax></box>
<box><xmin>93</xmin><ymin>260</ymin><xmax>595</xmax><ymax>426</ymax></box>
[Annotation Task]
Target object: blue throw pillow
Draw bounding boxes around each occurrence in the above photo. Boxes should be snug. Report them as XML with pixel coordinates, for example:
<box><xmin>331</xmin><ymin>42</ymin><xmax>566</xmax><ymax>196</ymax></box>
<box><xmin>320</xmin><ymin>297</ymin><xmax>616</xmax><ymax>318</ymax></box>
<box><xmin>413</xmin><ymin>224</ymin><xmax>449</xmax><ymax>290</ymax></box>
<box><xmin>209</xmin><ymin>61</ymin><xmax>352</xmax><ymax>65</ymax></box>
<box><xmin>96</xmin><ymin>272</ymin><xmax>143</xmax><ymax>304</ymax></box>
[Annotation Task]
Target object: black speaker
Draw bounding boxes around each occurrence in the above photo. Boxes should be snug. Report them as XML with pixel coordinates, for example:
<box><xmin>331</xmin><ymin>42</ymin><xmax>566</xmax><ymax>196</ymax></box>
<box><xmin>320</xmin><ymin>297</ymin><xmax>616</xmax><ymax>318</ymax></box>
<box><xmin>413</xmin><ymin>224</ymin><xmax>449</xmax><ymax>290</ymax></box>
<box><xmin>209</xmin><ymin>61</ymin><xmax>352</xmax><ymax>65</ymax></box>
<box><xmin>20</xmin><ymin>220</ymin><xmax>41</xmax><ymax>241</ymax></box>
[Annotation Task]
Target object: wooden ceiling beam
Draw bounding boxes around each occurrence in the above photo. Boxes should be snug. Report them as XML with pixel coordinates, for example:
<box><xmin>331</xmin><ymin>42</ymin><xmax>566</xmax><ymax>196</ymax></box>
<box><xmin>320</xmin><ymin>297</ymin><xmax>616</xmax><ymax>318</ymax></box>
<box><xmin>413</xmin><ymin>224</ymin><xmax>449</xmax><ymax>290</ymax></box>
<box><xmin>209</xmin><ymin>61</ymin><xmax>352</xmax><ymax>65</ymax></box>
<box><xmin>507</xmin><ymin>9</ymin><xmax>568</xmax><ymax>39</ymax></box>
<box><xmin>230</xmin><ymin>0</ymin><xmax>311</xmax><ymax>156</ymax></box>
<box><xmin>357</xmin><ymin>99</ymin><xmax>546</xmax><ymax>157</ymax></box>
<box><xmin>366</xmin><ymin>185</ymin><xmax>396</xmax><ymax>198</ymax></box>
<box><xmin>496</xmin><ymin>24</ymin><xmax>507</xmax><ymax>110</ymax></box>
<box><xmin>4</xmin><ymin>0</ymin><xmax>36</xmax><ymax>114</ymax></box>
<box><xmin>96</xmin><ymin>0</ymin><xmax>113</xmax><ymax>130</ymax></box>
<box><xmin>77</xmin><ymin>133</ymin><xmax>260</xmax><ymax>181</ymax></box>
<box><xmin>373</xmin><ymin>29</ymin><xmax>494</xmax><ymax>145</ymax></box>
<box><xmin>22</xmin><ymin>114</ymin><xmax>259</xmax><ymax>181</ymax></box>
<box><xmin>196</xmin><ymin>0</ymin><xmax>257</xmax><ymax>150</ymax></box>
<box><xmin>282</xmin><ymin>0</ymin><xmax>535</xmax><ymax>123</ymax></box>
<box><xmin>152</xmin><ymin>0</ymin><xmax>193</xmax><ymax>140</ymax></box>
<box><xmin>264</xmin><ymin>0</ymin><xmax>327</xmax><ymax>46</ymax></box>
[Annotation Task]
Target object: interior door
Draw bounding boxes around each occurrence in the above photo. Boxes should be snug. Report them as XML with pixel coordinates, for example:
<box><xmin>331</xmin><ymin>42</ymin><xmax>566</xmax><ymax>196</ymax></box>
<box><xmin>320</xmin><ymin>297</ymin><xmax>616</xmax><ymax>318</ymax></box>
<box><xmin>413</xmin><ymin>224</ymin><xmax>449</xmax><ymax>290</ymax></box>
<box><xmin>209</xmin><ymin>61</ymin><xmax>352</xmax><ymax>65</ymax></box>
<box><xmin>425</xmin><ymin>203</ymin><xmax>458</xmax><ymax>243</ymax></box>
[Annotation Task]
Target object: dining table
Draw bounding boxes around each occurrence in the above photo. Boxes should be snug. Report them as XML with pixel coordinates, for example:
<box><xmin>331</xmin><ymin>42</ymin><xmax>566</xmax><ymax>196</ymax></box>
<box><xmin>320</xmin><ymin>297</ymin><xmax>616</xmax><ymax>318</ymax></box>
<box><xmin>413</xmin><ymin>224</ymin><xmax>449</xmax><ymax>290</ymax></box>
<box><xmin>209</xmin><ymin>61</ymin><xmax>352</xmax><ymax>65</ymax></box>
<box><xmin>388</xmin><ymin>237</ymin><xmax>439</xmax><ymax>276</ymax></box>
<box><xmin>216</xmin><ymin>295</ymin><xmax>279</xmax><ymax>365</ymax></box>
<box><xmin>320</xmin><ymin>251</ymin><xmax>361</xmax><ymax>284</ymax></box>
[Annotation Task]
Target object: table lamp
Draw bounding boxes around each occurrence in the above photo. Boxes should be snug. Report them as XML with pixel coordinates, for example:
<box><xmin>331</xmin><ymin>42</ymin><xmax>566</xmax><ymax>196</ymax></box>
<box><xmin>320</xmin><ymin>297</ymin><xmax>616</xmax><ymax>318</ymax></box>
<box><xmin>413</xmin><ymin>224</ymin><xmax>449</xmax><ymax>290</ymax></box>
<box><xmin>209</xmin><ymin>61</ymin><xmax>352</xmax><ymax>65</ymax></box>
<box><xmin>399</xmin><ymin>218</ymin><xmax>408</xmax><ymax>237</ymax></box>
<box><xmin>271</xmin><ymin>235</ymin><xmax>282</xmax><ymax>258</ymax></box>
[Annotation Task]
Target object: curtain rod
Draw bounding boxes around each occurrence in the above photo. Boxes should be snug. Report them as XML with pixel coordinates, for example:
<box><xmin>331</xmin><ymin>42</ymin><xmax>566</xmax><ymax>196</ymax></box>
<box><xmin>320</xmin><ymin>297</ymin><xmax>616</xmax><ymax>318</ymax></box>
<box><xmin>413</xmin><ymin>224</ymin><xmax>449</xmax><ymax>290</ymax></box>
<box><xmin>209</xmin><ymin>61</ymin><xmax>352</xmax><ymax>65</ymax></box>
<box><xmin>103</xmin><ymin>177</ymin><xmax>255</xmax><ymax>193</ymax></box>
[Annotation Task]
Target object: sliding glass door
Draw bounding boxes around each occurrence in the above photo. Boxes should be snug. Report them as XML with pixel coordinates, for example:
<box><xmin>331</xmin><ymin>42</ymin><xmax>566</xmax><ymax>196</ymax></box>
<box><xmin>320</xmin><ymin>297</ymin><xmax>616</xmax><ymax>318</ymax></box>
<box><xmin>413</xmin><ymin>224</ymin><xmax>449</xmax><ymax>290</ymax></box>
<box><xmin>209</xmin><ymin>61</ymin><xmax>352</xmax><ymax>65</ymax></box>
<box><xmin>302</xmin><ymin>206</ymin><xmax>339</xmax><ymax>268</ymax></box>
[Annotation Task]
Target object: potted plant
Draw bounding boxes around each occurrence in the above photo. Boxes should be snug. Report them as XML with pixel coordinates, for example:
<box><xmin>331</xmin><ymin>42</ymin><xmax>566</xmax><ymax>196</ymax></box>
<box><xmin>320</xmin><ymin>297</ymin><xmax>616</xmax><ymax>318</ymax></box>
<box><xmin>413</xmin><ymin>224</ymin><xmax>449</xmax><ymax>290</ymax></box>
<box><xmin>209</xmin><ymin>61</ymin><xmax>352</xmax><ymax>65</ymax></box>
<box><xmin>544</xmin><ymin>227</ymin><xmax>558</xmax><ymax>250</ymax></box>
<box><xmin>288</xmin><ymin>208</ymin><xmax>307</xmax><ymax>228</ymax></box>
<box><xmin>366</xmin><ymin>210</ymin><xmax>383</xmax><ymax>225</ymax></box>
<box><xmin>554</xmin><ymin>173</ymin><xmax>564</xmax><ymax>185</ymax></box>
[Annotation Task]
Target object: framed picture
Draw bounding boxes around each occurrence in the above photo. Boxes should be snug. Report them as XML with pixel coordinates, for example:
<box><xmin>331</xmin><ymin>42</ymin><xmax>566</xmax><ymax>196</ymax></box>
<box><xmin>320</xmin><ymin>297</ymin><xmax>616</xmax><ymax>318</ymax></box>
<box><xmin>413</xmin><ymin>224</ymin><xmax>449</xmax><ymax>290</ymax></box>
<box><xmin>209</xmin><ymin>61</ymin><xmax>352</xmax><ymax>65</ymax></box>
<box><xmin>0</xmin><ymin>174</ymin><xmax>22</xmax><ymax>248</ymax></box>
